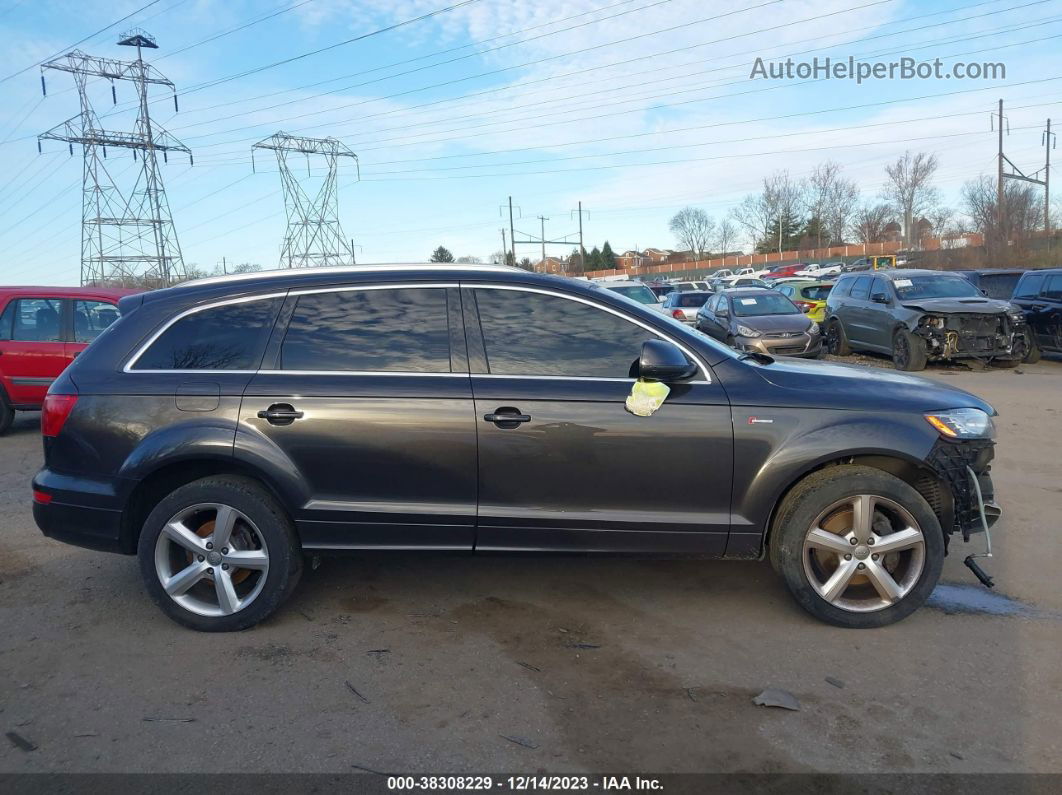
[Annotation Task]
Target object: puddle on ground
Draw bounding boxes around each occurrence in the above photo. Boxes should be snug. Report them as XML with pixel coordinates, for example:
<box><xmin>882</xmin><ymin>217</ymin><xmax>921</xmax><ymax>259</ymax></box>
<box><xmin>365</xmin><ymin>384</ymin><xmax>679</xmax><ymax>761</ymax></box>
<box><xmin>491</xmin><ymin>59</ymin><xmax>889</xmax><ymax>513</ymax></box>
<box><xmin>927</xmin><ymin>583</ymin><xmax>1048</xmax><ymax>618</ymax></box>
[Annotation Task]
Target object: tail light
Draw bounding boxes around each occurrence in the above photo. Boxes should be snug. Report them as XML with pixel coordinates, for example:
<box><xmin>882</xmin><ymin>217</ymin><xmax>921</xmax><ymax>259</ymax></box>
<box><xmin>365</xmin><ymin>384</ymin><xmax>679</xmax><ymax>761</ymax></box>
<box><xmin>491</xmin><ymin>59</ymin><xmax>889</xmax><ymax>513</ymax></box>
<box><xmin>794</xmin><ymin>301</ymin><xmax>815</xmax><ymax>313</ymax></box>
<box><xmin>671</xmin><ymin>309</ymin><xmax>686</xmax><ymax>319</ymax></box>
<box><xmin>41</xmin><ymin>394</ymin><xmax>78</xmax><ymax>437</ymax></box>
<box><xmin>32</xmin><ymin>489</ymin><xmax>52</xmax><ymax>505</ymax></box>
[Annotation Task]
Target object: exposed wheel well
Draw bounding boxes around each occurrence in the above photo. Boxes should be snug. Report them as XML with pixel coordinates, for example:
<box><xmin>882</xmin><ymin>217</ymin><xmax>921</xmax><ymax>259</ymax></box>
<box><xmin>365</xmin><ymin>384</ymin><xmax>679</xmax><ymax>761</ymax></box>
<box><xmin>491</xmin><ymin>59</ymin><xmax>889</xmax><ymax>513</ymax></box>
<box><xmin>119</xmin><ymin>459</ymin><xmax>292</xmax><ymax>554</ymax></box>
<box><xmin>764</xmin><ymin>454</ymin><xmax>951</xmax><ymax>555</ymax></box>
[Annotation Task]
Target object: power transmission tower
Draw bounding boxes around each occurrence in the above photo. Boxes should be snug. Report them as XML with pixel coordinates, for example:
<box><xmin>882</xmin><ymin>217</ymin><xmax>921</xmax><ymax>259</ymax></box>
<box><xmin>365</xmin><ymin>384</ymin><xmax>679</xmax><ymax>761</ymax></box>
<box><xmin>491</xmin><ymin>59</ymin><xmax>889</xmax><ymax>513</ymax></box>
<box><xmin>38</xmin><ymin>30</ymin><xmax>191</xmax><ymax>287</ymax></box>
<box><xmin>252</xmin><ymin>132</ymin><xmax>359</xmax><ymax>268</ymax></box>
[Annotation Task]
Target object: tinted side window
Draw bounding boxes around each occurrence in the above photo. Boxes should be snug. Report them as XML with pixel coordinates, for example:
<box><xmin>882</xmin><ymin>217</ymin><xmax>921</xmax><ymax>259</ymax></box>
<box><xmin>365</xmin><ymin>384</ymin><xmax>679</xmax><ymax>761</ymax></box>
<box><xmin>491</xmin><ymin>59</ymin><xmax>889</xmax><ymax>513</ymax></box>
<box><xmin>475</xmin><ymin>289</ymin><xmax>656</xmax><ymax>378</ymax></box>
<box><xmin>134</xmin><ymin>298</ymin><xmax>281</xmax><ymax>370</ymax></box>
<box><xmin>1043</xmin><ymin>274</ymin><xmax>1062</xmax><ymax>301</ymax></box>
<box><xmin>281</xmin><ymin>288</ymin><xmax>450</xmax><ymax>372</ymax></box>
<box><xmin>869</xmin><ymin>277</ymin><xmax>888</xmax><ymax>298</ymax></box>
<box><xmin>850</xmin><ymin>277</ymin><xmax>872</xmax><ymax>300</ymax></box>
<box><xmin>12</xmin><ymin>298</ymin><xmax>62</xmax><ymax>342</ymax></box>
<box><xmin>74</xmin><ymin>300</ymin><xmax>120</xmax><ymax>343</ymax></box>
<box><xmin>1014</xmin><ymin>273</ymin><xmax>1044</xmax><ymax>298</ymax></box>
<box><xmin>978</xmin><ymin>273</ymin><xmax>1022</xmax><ymax>300</ymax></box>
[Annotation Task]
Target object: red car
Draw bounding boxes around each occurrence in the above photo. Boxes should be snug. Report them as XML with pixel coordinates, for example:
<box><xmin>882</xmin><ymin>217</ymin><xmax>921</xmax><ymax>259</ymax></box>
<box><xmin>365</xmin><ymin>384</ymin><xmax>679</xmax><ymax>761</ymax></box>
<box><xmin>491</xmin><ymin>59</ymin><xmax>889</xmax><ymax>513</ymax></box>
<box><xmin>0</xmin><ymin>286</ymin><xmax>138</xmax><ymax>434</ymax></box>
<box><xmin>762</xmin><ymin>264</ymin><xmax>806</xmax><ymax>281</ymax></box>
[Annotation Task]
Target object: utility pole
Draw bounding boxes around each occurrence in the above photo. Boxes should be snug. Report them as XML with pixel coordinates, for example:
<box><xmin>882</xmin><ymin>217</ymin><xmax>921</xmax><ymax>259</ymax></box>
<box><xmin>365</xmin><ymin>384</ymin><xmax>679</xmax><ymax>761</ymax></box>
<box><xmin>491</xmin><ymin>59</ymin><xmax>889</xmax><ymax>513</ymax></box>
<box><xmin>1044</xmin><ymin>118</ymin><xmax>1055</xmax><ymax>245</ymax></box>
<box><xmin>220</xmin><ymin>256</ymin><xmax>227</xmax><ymax>274</ymax></box>
<box><xmin>539</xmin><ymin>215</ymin><xmax>548</xmax><ymax>265</ymax></box>
<box><xmin>252</xmin><ymin>132</ymin><xmax>359</xmax><ymax>268</ymax></box>
<box><xmin>572</xmin><ymin>201</ymin><xmax>586</xmax><ymax>271</ymax></box>
<box><xmin>997</xmin><ymin>99</ymin><xmax>1005</xmax><ymax>237</ymax></box>
<box><xmin>508</xmin><ymin>196</ymin><xmax>516</xmax><ymax>265</ymax></box>
<box><xmin>38</xmin><ymin>29</ymin><xmax>191</xmax><ymax>286</ymax></box>
<box><xmin>500</xmin><ymin>228</ymin><xmax>508</xmax><ymax>264</ymax></box>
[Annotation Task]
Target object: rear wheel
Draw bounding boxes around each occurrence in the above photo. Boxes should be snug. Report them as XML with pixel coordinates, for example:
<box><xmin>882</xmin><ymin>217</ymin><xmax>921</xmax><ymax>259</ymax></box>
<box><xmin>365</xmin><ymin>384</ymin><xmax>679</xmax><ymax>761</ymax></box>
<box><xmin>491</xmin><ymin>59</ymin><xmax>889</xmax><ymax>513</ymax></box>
<box><xmin>137</xmin><ymin>475</ymin><xmax>302</xmax><ymax>631</ymax></box>
<box><xmin>825</xmin><ymin>319</ymin><xmax>850</xmax><ymax>356</ymax></box>
<box><xmin>769</xmin><ymin>466</ymin><xmax>943</xmax><ymax>628</ymax></box>
<box><xmin>892</xmin><ymin>328</ymin><xmax>927</xmax><ymax>371</ymax></box>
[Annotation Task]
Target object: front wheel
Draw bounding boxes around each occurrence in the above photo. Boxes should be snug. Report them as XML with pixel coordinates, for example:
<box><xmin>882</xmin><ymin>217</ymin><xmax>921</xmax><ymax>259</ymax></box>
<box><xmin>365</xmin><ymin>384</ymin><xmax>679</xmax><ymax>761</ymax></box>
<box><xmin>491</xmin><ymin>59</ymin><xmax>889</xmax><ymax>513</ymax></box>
<box><xmin>769</xmin><ymin>466</ymin><xmax>944</xmax><ymax>628</ymax></box>
<box><xmin>1023</xmin><ymin>337</ymin><xmax>1042</xmax><ymax>364</ymax></box>
<box><xmin>137</xmin><ymin>475</ymin><xmax>302</xmax><ymax>631</ymax></box>
<box><xmin>892</xmin><ymin>328</ymin><xmax>927</xmax><ymax>371</ymax></box>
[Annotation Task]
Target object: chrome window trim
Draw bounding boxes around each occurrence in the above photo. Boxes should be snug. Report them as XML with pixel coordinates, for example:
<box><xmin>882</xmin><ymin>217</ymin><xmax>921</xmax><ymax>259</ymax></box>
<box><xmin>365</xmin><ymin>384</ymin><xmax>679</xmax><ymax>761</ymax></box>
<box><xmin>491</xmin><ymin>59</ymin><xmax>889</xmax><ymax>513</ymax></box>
<box><xmin>468</xmin><ymin>284</ymin><xmax>711</xmax><ymax>383</ymax></box>
<box><xmin>258</xmin><ymin>370</ymin><xmax>466</xmax><ymax>377</ymax></box>
<box><xmin>123</xmin><ymin>283</ymin><xmax>455</xmax><ymax>374</ymax></box>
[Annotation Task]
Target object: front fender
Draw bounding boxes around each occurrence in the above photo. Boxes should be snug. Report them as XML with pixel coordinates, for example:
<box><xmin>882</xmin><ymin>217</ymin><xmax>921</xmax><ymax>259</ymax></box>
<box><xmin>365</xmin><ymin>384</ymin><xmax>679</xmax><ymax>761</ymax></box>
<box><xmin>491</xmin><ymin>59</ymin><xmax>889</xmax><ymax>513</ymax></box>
<box><xmin>727</xmin><ymin>409</ymin><xmax>937</xmax><ymax>553</ymax></box>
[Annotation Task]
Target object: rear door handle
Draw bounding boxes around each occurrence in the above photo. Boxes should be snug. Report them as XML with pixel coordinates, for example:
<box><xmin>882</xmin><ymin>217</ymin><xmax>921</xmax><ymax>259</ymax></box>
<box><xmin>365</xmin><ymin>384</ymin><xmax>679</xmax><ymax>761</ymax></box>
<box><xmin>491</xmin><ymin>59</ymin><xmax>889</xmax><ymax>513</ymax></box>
<box><xmin>484</xmin><ymin>407</ymin><xmax>531</xmax><ymax>427</ymax></box>
<box><xmin>257</xmin><ymin>403</ymin><xmax>304</xmax><ymax>426</ymax></box>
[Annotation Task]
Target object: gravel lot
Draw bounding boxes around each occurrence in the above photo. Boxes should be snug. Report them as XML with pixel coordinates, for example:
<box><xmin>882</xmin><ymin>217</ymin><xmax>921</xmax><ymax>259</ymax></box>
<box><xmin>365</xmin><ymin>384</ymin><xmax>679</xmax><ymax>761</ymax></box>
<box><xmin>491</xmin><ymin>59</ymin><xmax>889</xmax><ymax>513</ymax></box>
<box><xmin>2</xmin><ymin>359</ymin><xmax>1060</xmax><ymax>774</ymax></box>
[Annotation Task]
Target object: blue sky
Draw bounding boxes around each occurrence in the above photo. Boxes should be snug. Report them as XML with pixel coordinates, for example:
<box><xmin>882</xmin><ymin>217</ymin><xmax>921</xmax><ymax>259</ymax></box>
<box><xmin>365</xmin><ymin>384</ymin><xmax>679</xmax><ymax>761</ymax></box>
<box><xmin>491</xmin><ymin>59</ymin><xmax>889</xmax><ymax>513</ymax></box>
<box><xmin>0</xmin><ymin>0</ymin><xmax>1059</xmax><ymax>284</ymax></box>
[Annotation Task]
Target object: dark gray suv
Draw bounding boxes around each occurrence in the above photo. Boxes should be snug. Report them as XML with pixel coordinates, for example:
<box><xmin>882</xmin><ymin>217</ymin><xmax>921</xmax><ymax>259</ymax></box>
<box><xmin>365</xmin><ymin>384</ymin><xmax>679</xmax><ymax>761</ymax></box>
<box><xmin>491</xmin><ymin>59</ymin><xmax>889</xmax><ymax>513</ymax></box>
<box><xmin>824</xmin><ymin>269</ymin><xmax>1026</xmax><ymax>370</ymax></box>
<box><xmin>33</xmin><ymin>265</ymin><xmax>1001</xmax><ymax>631</ymax></box>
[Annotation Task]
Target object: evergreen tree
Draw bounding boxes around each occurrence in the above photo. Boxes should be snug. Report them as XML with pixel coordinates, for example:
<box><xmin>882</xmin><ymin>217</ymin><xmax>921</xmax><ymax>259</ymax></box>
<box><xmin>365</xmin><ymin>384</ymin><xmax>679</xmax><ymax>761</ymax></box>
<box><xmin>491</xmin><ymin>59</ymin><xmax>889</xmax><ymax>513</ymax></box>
<box><xmin>588</xmin><ymin>246</ymin><xmax>602</xmax><ymax>270</ymax></box>
<box><xmin>600</xmin><ymin>240</ymin><xmax>617</xmax><ymax>269</ymax></box>
<box><xmin>430</xmin><ymin>246</ymin><xmax>454</xmax><ymax>263</ymax></box>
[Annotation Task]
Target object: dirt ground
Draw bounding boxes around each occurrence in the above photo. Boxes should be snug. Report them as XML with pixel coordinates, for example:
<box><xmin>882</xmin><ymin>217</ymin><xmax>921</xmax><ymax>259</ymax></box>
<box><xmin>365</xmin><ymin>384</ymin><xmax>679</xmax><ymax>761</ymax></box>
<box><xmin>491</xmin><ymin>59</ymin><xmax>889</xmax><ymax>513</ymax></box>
<box><xmin>1</xmin><ymin>357</ymin><xmax>1060</xmax><ymax>774</ymax></box>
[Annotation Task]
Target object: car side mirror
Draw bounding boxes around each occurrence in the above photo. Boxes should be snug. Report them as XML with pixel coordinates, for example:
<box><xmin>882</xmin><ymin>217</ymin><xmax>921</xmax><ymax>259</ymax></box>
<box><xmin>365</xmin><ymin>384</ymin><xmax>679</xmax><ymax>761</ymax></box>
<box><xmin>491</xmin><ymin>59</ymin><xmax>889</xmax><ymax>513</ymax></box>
<box><xmin>871</xmin><ymin>292</ymin><xmax>889</xmax><ymax>304</ymax></box>
<box><xmin>639</xmin><ymin>340</ymin><xmax>698</xmax><ymax>382</ymax></box>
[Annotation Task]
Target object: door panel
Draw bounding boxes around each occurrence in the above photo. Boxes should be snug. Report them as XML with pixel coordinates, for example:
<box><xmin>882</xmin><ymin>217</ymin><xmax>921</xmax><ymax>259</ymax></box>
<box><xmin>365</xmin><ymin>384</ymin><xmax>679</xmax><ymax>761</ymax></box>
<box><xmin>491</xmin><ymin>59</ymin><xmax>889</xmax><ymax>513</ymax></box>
<box><xmin>240</xmin><ymin>374</ymin><xmax>477</xmax><ymax>549</ymax></box>
<box><xmin>473</xmin><ymin>377</ymin><xmax>731</xmax><ymax>552</ymax></box>
<box><xmin>0</xmin><ymin>297</ymin><xmax>67</xmax><ymax>406</ymax></box>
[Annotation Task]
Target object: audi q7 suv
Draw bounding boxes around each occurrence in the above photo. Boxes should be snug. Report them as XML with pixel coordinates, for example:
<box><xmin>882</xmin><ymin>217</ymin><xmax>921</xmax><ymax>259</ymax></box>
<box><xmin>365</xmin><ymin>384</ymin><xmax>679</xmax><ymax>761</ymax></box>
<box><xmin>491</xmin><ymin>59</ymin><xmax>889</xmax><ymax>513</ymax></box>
<box><xmin>33</xmin><ymin>265</ymin><xmax>1001</xmax><ymax>631</ymax></box>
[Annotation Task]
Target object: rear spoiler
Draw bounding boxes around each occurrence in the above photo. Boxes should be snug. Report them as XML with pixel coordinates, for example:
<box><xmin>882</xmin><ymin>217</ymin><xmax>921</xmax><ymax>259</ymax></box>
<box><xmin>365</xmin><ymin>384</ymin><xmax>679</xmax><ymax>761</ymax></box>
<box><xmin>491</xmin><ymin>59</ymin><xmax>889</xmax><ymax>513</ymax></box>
<box><xmin>117</xmin><ymin>293</ymin><xmax>145</xmax><ymax>315</ymax></box>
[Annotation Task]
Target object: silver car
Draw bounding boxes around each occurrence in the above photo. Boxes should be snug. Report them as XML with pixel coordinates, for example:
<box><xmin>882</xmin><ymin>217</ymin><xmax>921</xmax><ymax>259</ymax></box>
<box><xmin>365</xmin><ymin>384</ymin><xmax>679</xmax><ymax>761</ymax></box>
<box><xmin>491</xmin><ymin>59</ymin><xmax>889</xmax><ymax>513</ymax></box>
<box><xmin>658</xmin><ymin>290</ymin><xmax>714</xmax><ymax>325</ymax></box>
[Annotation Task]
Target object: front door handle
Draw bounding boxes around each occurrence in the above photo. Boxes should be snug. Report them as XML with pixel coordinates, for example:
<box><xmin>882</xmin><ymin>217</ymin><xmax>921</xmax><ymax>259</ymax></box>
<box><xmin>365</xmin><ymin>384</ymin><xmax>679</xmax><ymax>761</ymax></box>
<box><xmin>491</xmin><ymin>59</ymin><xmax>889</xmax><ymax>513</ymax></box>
<box><xmin>484</xmin><ymin>407</ymin><xmax>531</xmax><ymax>427</ymax></box>
<box><xmin>257</xmin><ymin>403</ymin><xmax>304</xmax><ymax>426</ymax></box>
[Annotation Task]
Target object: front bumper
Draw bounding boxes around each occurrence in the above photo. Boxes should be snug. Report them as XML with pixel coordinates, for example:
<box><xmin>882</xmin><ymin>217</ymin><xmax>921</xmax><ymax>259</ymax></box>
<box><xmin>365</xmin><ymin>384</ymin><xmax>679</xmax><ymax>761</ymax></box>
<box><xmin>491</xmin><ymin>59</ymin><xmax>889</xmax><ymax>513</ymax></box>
<box><xmin>924</xmin><ymin>438</ymin><xmax>1001</xmax><ymax>540</ymax></box>
<box><xmin>32</xmin><ymin>467</ymin><xmax>132</xmax><ymax>554</ymax></box>
<box><xmin>735</xmin><ymin>331</ymin><xmax>823</xmax><ymax>358</ymax></box>
<box><xmin>915</xmin><ymin>314</ymin><xmax>1024</xmax><ymax>361</ymax></box>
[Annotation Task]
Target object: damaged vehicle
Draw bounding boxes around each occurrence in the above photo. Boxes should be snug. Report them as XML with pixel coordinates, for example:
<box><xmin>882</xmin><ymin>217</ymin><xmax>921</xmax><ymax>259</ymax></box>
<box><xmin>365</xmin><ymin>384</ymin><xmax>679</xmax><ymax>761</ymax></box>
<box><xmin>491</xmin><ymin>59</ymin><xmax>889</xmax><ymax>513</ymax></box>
<box><xmin>32</xmin><ymin>265</ymin><xmax>1001</xmax><ymax>631</ymax></box>
<box><xmin>824</xmin><ymin>270</ymin><xmax>1026</xmax><ymax>371</ymax></box>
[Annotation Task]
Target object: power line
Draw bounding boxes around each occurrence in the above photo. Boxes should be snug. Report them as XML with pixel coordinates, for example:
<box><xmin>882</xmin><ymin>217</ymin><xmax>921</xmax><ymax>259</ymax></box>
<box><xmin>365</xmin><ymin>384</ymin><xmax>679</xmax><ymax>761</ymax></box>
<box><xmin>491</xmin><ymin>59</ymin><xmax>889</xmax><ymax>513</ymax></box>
<box><xmin>158</xmin><ymin>0</ymin><xmax>315</xmax><ymax>60</ymax></box>
<box><xmin>0</xmin><ymin>0</ymin><xmax>165</xmax><ymax>85</ymax></box>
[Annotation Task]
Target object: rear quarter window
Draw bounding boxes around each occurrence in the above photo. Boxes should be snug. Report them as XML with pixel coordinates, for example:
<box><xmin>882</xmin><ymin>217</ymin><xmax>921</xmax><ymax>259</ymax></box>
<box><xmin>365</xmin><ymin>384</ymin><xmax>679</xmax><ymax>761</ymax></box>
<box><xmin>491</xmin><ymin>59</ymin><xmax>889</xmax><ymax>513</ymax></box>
<box><xmin>132</xmin><ymin>298</ymin><xmax>282</xmax><ymax>371</ymax></box>
<box><xmin>977</xmin><ymin>273</ymin><xmax>1023</xmax><ymax>300</ymax></box>
<box><xmin>1014</xmin><ymin>273</ymin><xmax>1045</xmax><ymax>298</ymax></box>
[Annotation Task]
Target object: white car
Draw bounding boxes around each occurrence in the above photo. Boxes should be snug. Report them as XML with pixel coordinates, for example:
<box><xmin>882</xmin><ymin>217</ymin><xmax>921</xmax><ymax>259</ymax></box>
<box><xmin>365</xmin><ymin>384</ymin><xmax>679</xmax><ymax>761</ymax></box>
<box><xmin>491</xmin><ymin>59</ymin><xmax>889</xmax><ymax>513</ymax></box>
<box><xmin>600</xmin><ymin>280</ymin><xmax>664</xmax><ymax>305</ymax></box>
<box><xmin>794</xmin><ymin>262</ymin><xmax>843</xmax><ymax>278</ymax></box>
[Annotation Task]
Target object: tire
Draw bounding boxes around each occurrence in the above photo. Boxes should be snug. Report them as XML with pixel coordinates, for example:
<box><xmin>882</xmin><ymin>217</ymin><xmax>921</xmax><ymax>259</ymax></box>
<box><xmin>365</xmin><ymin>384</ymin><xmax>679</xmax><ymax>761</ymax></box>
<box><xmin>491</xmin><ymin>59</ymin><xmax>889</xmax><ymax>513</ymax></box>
<box><xmin>0</xmin><ymin>399</ymin><xmax>13</xmax><ymax>436</ymax></box>
<box><xmin>988</xmin><ymin>357</ymin><xmax>1020</xmax><ymax>369</ymax></box>
<box><xmin>892</xmin><ymin>328</ymin><xmax>927</xmax><ymax>371</ymax></box>
<box><xmin>137</xmin><ymin>475</ymin><xmax>302</xmax><ymax>631</ymax></box>
<box><xmin>1023</xmin><ymin>338</ymin><xmax>1042</xmax><ymax>364</ymax></box>
<box><xmin>769</xmin><ymin>465</ymin><xmax>944</xmax><ymax>628</ymax></box>
<box><xmin>825</xmin><ymin>318</ymin><xmax>850</xmax><ymax>356</ymax></box>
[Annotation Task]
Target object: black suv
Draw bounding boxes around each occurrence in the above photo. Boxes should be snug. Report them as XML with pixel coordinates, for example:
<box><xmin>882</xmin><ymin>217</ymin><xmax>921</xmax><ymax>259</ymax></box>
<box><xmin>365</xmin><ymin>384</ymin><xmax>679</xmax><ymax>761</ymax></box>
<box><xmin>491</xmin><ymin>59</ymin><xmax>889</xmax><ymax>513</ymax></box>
<box><xmin>824</xmin><ymin>269</ymin><xmax>1026</xmax><ymax>370</ymax></box>
<box><xmin>1010</xmin><ymin>268</ymin><xmax>1062</xmax><ymax>361</ymax></box>
<box><xmin>33</xmin><ymin>266</ymin><xmax>1001</xmax><ymax>631</ymax></box>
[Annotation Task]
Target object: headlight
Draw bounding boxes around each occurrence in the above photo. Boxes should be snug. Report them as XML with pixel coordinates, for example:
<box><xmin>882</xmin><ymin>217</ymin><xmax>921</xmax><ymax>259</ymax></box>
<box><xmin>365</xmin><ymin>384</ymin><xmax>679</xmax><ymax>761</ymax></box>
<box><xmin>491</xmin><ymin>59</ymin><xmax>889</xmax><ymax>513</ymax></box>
<box><xmin>736</xmin><ymin>324</ymin><xmax>761</xmax><ymax>338</ymax></box>
<box><xmin>920</xmin><ymin>316</ymin><xmax>945</xmax><ymax>329</ymax></box>
<box><xmin>924</xmin><ymin>408</ymin><xmax>994</xmax><ymax>439</ymax></box>
<box><xmin>1008</xmin><ymin>311</ymin><xmax>1025</xmax><ymax>324</ymax></box>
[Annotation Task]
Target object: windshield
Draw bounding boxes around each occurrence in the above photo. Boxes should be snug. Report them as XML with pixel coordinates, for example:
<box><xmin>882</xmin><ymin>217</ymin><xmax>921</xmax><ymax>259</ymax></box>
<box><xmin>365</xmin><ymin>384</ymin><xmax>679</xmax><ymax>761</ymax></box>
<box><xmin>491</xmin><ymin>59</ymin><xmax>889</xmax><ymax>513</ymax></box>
<box><xmin>731</xmin><ymin>292</ymin><xmax>800</xmax><ymax>317</ymax></box>
<box><xmin>894</xmin><ymin>275</ymin><xmax>984</xmax><ymax>300</ymax></box>
<box><xmin>674</xmin><ymin>292</ymin><xmax>712</xmax><ymax>307</ymax></box>
<box><xmin>605</xmin><ymin>284</ymin><xmax>659</xmax><ymax>304</ymax></box>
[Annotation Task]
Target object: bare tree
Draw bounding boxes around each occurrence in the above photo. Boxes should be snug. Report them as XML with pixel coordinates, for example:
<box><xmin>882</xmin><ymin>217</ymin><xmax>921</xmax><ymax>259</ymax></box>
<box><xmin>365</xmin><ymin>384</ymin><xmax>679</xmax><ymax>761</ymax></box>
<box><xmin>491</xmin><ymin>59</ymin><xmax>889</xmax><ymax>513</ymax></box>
<box><xmin>925</xmin><ymin>206</ymin><xmax>957</xmax><ymax>240</ymax></box>
<box><xmin>806</xmin><ymin>161</ymin><xmax>839</xmax><ymax>247</ymax></box>
<box><xmin>883</xmin><ymin>151</ymin><xmax>939</xmax><ymax>246</ymax></box>
<box><xmin>730</xmin><ymin>193</ymin><xmax>774</xmax><ymax>252</ymax></box>
<box><xmin>962</xmin><ymin>175</ymin><xmax>1044</xmax><ymax>253</ymax></box>
<box><xmin>455</xmin><ymin>255</ymin><xmax>482</xmax><ymax>263</ymax></box>
<box><xmin>668</xmin><ymin>206</ymin><xmax>716</xmax><ymax>260</ymax></box>
<box><xmin>715</xmin><ymin>217</ymin><xmax>738</xmax><ymax>254</ymax></box>
<box><xmin>852</xmin><ymin>203</ymin><xmax>894</xmax><ymax>244</ymax></box>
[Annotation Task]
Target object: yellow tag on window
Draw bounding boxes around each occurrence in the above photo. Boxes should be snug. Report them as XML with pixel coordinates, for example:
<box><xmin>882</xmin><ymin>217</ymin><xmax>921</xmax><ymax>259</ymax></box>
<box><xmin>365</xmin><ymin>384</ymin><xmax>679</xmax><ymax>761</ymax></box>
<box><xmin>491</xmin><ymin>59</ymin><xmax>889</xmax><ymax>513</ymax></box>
<box><xmin>625</xmin><ymin>378</ymin><xmax>670</xmax><ymax>417</ymax></box>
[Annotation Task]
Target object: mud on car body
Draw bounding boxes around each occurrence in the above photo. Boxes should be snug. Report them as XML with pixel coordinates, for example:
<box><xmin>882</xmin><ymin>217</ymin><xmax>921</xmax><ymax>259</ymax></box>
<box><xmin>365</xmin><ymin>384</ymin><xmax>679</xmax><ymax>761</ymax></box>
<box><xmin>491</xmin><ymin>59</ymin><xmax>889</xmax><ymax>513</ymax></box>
<box><xmin>824</xmin><ymin>269</ymin><xmax>1026</xmax><ymax>371</ymax></box>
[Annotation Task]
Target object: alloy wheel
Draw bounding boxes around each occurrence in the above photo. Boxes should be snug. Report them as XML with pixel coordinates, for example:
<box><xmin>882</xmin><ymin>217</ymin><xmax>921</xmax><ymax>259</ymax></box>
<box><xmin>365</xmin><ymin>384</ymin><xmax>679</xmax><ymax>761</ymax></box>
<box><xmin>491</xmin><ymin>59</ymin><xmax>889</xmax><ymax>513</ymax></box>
<box><xmin>154</xmin><ymin>502</ymin><xmax>270</xmax><ymax>617</ymax></box>
<box><xmin>893</xmin><ymin>333</ymin><xmax>910</xmax><ymax>368</ymax></box>
<box><xmin>801</xmin><ymin>494</ymin><xmax>925</xmax><ymax>613</ymax></box>
<box><xmin>826</xmin><ymin>322</ymin><xmax>840</xmax><ymax>354</ymax></box>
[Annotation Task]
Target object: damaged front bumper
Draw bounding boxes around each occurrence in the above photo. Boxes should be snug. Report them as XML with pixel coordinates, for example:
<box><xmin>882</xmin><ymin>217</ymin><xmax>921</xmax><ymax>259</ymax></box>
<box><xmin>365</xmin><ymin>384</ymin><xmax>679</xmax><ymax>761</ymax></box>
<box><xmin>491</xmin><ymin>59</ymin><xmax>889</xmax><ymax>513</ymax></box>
<box><xmin>924</xmin><ymin>438</ymin><xmax>1001</xmax><ymax>541</ymax></box>
<box><xmin>914</xmin><ymin>312</ymin><xmax>1025</xmax><ymax>361</ymax></box>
